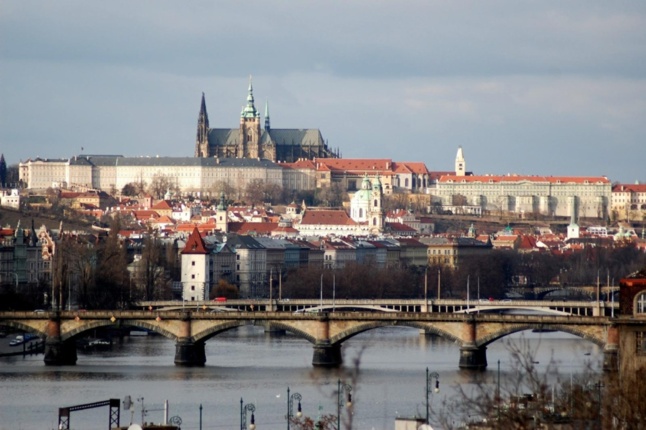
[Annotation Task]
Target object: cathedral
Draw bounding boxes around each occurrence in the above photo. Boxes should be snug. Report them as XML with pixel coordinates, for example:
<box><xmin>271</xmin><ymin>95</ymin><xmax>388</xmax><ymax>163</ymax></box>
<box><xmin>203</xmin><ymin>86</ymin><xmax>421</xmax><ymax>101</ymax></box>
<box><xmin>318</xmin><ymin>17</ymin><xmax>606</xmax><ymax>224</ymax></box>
<box><xmin>194</xmin><ymin>79</ymin><xmax>339</xmax><ymax>162</ymax></box>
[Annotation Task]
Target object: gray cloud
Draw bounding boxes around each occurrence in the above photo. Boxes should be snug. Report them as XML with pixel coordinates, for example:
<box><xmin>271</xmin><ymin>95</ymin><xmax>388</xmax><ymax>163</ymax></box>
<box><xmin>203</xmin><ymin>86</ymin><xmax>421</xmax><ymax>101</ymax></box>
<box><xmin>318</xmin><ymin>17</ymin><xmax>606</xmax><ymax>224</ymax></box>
<box><xmin>1</xmin><ymin>1</ymin><xmax>645</xmax><ymax>183</ymax></box>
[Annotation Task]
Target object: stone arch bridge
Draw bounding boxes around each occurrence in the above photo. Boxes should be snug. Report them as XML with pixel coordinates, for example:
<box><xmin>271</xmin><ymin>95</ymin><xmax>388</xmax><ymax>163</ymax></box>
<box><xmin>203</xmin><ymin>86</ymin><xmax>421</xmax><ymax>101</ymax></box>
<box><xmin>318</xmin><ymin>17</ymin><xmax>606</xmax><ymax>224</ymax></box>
<box><xmin>0</xmin><ymin>310</ymin><xmax>627</xmax><ymax>371</ymax></box>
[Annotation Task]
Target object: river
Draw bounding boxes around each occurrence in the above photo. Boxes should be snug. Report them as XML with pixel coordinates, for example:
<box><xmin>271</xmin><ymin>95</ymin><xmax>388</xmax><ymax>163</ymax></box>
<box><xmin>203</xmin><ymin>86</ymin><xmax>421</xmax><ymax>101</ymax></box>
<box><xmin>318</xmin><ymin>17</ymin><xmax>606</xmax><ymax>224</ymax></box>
<box><xmin>0</xmin><ymin>326</ymin><xmax>601</xmax><ymax>430</ymax></box>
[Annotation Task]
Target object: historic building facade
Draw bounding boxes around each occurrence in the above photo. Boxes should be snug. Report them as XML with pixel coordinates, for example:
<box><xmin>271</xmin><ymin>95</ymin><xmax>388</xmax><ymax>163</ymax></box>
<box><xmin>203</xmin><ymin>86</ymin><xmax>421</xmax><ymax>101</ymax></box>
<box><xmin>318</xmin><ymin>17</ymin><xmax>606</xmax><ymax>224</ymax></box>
<box><xmin>432</xmin><ymin>174</ymin><xmax>612</xmax><ymax>220</ymax></box>
<box><xmin>19</xmin><ymin>156</ymin><xmax>284</xmax><ymax>197</ymax></box>
<box><xmin>194</xmin><ymin>80</ymin><xmax>338</xmax><ymax>163</ymax></box>
<box><xmin>611</xmin><ymin>183</ymin><xmax>646</xmax><ymax>221</ymax></box>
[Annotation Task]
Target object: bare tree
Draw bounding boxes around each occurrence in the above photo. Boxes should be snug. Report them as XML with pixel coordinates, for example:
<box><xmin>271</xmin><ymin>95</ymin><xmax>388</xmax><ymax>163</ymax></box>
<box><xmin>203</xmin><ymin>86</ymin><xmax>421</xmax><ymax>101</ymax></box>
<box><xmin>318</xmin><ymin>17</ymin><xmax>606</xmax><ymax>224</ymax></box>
<box><xmin>148</xmin><ymin>173</ymin><xmax>179</xmax><ymax>199</ymax></box>
<box><xmin>438</xmin><ymin>335</ymin><xmax>646</xmax><ymax>429</ymax></box>
<box><xmin>210</xmin><ymin>180</ymin><xmax>238</xmax><ymax>201</ymax></box>
<box><xmin>244</xmin><ymin>178</ymin><xmax>266</xmax><ymax>205</ymax></box>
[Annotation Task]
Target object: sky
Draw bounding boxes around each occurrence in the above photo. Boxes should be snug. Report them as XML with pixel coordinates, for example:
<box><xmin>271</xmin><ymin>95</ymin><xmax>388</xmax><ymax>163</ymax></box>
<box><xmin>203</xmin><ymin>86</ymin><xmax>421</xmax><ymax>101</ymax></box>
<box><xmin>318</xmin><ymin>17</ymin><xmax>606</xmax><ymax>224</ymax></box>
<box><xmin>1</xmin><ymin>1</ymin><xmax>645</xmax><ymax>183</ymax></box>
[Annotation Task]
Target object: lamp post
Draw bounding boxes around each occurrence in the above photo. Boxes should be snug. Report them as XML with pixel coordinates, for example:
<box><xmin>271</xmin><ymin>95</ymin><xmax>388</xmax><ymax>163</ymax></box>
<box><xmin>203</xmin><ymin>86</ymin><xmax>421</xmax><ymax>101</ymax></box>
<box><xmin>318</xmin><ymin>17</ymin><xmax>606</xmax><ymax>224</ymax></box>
<box><xmin>595</xmin><ymin>381</ymin><xmax>604</xmax><ymax>430</ymax></box>
<box><xmin>332</xmin><ymin>273</ymin><xmax>336</xmax><ymax>312</ymax></box>
<box><xmin>497</xmin><ymin>360</ymin><xmax>501</xmax><ymax>422</ymax></box>
<box><xmin>424</xmin><ymin>266</ymin><xmax>428</xmax><ymax>311</ymax></box>
<box><xmin>240</xmin><ymin>398</ymin><xmax>256</xmax><ymax>430</ymax></box>
<box><xmin>337</xmin><ymin>379</ymin><xmax>352</xmax><ymax>430</ymax></box>
<box><xmin>286</xmin><ymin>387</ymin><xmax>302</xmax><ymax>430</ymax></box>
<box><xmin>425</xmin><ymin>368</ymin><xmax>440</xmax><ymax>424</ymax></box>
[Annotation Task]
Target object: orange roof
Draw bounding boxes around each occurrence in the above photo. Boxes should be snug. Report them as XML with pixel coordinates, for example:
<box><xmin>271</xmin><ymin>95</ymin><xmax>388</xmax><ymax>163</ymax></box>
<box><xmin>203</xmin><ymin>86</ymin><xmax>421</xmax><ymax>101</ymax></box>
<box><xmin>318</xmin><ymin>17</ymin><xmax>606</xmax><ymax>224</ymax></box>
<box><xmin>280</xmin><ymin>159</ymin><xmax>316</xmax><ymax>169</ymax></box>
<box><xmin>182</xmin><ymin>227</ymin><xmax>208</xmax><ymax>254</ymax></box>
<box><xmin>152</xmin><ymin>200</ymin><xmax>173</xmax><ymax>210</ymax></box>
<box><xmin>151</xmin><ymin>215</ymin><xmax>175</xmax><ymax>224</ymax></box>
<box><xmin>612</xmin><ymin>184</ymin><xmax>646</xmax><ymax>193</ymax></box>
<box><xmin>230</xmin><ymin>222</ymin><xmax>278</xmax><ymax>235</ymax></box>
<box><xmin>394</xmin><ymin>162</ymin><xmax>430</xmax><ymax>174</ymax></box>
<box><xmin>438</xmin><ymin>175</ymin><xmax>610</xmax><ymax>184</ymax></box>
<box><xmin>176</xmin><ymin>223</ymin><xmax>199</xmax><ymax>231</ymax></box>
<box><xmin>518</xmin><ymin>235</ymin><xmax>538</xmax><ymax>250</ymax></box>
<box><xmin>131</xmin><ymin>210</ymin><xmax>160</xmax><ymax>220</ymax></box>
<box><xmin>299</xmin><ymin>210</ymin><xmax>356</xmax><ymax>226</ymax></box>
<box><xmin>315</xmin><ymin>158</ymin><xmax>393</xmax><ymax>172</ymax></box>
<box><xmin>388</xmin><ymin>222</ymin><xmax>417</xmax><ymax>232</ymax></box>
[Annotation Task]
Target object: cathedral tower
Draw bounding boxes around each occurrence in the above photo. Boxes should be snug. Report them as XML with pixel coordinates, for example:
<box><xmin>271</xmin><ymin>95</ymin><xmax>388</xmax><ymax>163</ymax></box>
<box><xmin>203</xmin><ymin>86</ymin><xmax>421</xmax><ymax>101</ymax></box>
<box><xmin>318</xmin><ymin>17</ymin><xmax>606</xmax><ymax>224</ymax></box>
<box><xmin>195</xmin><ymin>93</ymin><xmax>210</xmax><ymax>157</ymax></box>
<box><xmin>239</xmin><ymin>77</ymin><xmax>261</xmax><ymax>159</ymax></box>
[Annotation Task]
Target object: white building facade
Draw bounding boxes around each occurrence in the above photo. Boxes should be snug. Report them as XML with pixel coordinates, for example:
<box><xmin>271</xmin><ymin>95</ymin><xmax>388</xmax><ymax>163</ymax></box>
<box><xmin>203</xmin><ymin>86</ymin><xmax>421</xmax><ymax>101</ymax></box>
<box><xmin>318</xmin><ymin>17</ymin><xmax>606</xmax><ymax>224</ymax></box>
<box><xmin>432</xmin><ymin>174</ymin><xmax>611</xmax><ymax>219</ymax></box>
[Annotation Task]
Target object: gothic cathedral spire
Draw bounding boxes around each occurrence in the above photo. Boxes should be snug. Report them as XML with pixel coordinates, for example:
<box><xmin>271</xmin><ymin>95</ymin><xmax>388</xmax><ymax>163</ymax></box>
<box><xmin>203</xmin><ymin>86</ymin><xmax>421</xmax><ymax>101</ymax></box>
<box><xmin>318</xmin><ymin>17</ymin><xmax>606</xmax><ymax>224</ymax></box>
<box><xmin>264</xmin><ymin>100</ymin><xmax>270</xmax><ymax>132</ymax></box>
<box><xmin>195</xmin><ymin>93</ymin><xmax>210</xmax><ymax>157</ymax></box>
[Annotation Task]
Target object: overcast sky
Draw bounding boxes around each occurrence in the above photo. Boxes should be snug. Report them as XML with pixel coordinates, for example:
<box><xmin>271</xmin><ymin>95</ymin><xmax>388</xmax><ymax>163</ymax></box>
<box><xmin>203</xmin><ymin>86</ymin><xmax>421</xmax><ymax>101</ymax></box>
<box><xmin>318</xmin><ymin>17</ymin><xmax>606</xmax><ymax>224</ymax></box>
<box><xmin>1</xmin><ymin>1</ymin><xmax>645</xmax><ymax>183</ymax></box>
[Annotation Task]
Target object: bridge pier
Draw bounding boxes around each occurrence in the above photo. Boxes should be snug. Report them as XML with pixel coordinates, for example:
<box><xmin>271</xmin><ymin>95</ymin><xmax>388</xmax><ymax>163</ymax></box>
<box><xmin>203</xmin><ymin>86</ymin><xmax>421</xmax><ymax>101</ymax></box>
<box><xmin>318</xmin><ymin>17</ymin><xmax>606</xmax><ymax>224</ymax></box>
<box><xmin>459</xmin><ymin>345</ymin><xmax>487</xmax><ymax>370</ymax></box>
<box><xmin>458</xmin><ymin>319</ymin><xmax>487</xmax><ymax>370</ymax></box>
<box><xmin>43</xmin><ymin>316</ymin><xmax>77</xmax><ymax>366</ymax></box>
<box><xmin>312</xmin><ymin>342</ymin><xmax>342</xmax><ymax>367</ymax></box>
<box><xmin>174</xmin><ymin>339</ymin><xmax>206</xmax><ymax>366</ymax></box>
<box><xmin>603</xmin><ymin>325</ymin><xmax>619</xmax><ymax>372</ymax></box>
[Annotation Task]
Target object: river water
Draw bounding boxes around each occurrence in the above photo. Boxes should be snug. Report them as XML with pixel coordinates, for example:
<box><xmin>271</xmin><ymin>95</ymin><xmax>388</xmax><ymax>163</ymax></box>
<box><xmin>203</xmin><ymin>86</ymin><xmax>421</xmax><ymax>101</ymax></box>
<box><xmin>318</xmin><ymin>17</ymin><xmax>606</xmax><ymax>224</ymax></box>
<box><xmin>0</xmin><ymin>327</ymin><xmax>601</xmax><ymax>430</ymax></box>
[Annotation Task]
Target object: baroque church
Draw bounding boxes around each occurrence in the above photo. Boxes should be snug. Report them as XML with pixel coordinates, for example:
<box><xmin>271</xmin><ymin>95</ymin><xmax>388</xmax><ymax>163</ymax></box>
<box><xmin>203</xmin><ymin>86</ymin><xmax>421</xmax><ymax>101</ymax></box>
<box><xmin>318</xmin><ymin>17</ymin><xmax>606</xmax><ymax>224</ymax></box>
<box><xmin>194</xmin><ymin>79</ymin><xmax>339</xmax><ymax>163</ymax></box>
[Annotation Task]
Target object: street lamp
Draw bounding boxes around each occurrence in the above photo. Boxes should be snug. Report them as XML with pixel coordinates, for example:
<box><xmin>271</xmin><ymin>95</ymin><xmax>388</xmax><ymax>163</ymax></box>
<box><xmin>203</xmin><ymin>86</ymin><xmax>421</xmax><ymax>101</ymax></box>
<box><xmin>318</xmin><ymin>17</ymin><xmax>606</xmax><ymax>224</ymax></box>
<box><xmin>594</xmin><ymin>381</ymin><xmax>604</xmax><ymax>430</ymax></box>
<box><xmin>320</xmin><ymin>273</ymin><xmax>323</xmax><ymax>309</ymax></box>
<box><xmin>337</xmin><ymin>379</ymin><xmax>352</xmax><ymax>430</ymax></box>
<box><xmin>286</xmin><ymin>387</ymin><xmax>302</xmax><ymax>430</ymax></box>
<box><xmin>425</xmin><ymin>368</ymin><xmax>440</xmax><ymax>424</ymax></box>
<box><xmin>240</xmin><ymin>398</ymin><xmax>256</xmax><ymax>430</ymax></box>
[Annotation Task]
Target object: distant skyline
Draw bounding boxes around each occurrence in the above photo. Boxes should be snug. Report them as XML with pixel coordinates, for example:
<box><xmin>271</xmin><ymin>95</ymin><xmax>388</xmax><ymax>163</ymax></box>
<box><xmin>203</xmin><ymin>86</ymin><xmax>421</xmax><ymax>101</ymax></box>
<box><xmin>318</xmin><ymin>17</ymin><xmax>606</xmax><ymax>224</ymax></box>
<box><xmin>1</xmin><ymin>1</ymin><xmax>645</xmax><ymax>183</ymax></box>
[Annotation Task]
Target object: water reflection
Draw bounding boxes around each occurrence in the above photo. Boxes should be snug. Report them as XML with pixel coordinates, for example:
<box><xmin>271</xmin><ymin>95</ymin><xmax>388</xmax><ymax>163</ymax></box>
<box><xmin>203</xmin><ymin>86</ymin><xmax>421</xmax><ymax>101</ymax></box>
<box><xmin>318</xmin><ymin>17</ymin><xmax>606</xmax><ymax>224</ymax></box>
<box><xmin>0</xmin><ymin>327</ymin><xmax>601</xmax><ymax>430</ymax></box>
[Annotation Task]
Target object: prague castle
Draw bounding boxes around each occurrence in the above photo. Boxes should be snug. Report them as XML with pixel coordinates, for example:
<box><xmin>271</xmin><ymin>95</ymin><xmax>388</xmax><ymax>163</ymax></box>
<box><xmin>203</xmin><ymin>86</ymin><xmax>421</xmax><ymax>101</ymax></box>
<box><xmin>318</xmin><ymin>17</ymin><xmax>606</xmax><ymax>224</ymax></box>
<box><xmin>194</xmin><ymin>79</ymin><xmax>338</xmax><ymax>162</ymax></box>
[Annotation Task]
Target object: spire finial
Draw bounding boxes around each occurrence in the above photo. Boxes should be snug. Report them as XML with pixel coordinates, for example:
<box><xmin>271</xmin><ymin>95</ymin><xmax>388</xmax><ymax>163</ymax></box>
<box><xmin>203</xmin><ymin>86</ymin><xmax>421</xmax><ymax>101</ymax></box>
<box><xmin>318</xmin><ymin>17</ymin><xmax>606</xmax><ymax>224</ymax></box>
<box><xmin>264</xmin><ymin>100</ymin><xmax>270</xmax><ymax>131</ymax></box>
<box><xmin>241</xmin><ymin>75</ymin><xmax>258</xmax><ymax>118</ymax></box>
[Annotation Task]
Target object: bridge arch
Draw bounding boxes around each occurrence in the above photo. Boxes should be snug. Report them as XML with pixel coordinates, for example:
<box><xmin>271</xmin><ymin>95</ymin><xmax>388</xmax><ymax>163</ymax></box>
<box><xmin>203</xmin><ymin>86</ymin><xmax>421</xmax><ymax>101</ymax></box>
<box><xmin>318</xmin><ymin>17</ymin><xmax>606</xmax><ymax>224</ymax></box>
<box><xmin>329</xmin><ymin>321</ymin><xmax>462</xmax><ymax>345</ymax></box>
<box><xmin>61</xmin><ymin>320</ymin><xmax>178</xmax><ymax>343</ymax></box>
<box><xmin>0</xmin><ymin>320</ymin><xmax>46</xmax><ymax>338</ymax></box>
<box><xmin>476</xmin><ymin>324</ymin><xmax>606</xmax><ymax>349</ymax></box>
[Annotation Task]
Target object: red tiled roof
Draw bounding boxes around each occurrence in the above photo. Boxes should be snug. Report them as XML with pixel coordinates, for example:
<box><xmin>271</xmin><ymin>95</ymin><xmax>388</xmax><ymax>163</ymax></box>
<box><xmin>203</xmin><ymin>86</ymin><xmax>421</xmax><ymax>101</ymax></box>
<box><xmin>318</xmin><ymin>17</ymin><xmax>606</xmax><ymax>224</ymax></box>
<box><xmin>0</xmin><ymin>228</ymin><xmax>15</xmax><ymax>237</ymax></box>
<box><xmin>231</xmin><ymin>222</ymin><xmax>278</xmax><ymax>235</ymax></box>
<box><xmin>151</xmin><ymin>215</ymin><xmax>175</xmax><ymax>224</ymax></box>
<box><xmin>152</xmin><ymin>200</ymin><xmax>173</xmax><ymax>210</ymax></box>
<box><xmin>279</xmin><ymin>159</ymin><xmax>316</xmax><ymax>169</ymax></box>
<box><xmin>299</xmin><ymin>210</ymin><xmax>357</xmax><ymax>226</ymax></box>
<box><xmin>182</xmin><ymin>227</ymin><xmax>208</xmax><ymax>254</ymax></box>
<box><xmin>612</xmin><ymin>184</ymin><xmax>646</xmax><ymax>193</ymax></box>
<box><xmin>518</xmin><ymin>235</ymin><xmax>538</xmax><ymax>250</ymax></box>
<box><xmin>315</xmin><ymin>158</ymin><xmax>393</xmax><ymax>172</ymax></box>
<box><xmin>388</xmin><ymin>222</ymin><xmax>417</xmax><ymax>232</ymax></box>
<box><xmin>392</xmin><ymin>162</ymin><xmax>430</xmax><ymax>174</ymax></box>
<box><xmin>438</xmin><ymin>175</ymin><xmax>610</xmax><ymax>184</ymax></box>
<box><xmin>131</xmin><ymin>210</ymin><xmax>160</xmax><ymax>220</ymax></box>
<box><xmin>176</xmin><ymin>223</ymin><xmax>199</xmax><ymax>231</ymax></box>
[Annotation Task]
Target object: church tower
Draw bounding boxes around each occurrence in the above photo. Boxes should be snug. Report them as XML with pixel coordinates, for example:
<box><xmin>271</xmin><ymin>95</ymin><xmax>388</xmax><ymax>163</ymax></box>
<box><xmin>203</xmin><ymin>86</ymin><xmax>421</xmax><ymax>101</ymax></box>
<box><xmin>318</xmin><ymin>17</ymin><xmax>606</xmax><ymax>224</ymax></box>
<box><xmin>195</xmin><ymin>93</ymin><xmax>210</xmax><ymax>157</ymax></box>
<box><xmin>369</xmin><ymin>175</ymin><xmax>384</xmax><ymax>233</ymax></box>
<box><xmin>239</xmin><ymin>77</ymin><xmax>262</xmax><ymax>159</ymax></box>
<box><xmin>455</xmin><ymin>146</ymin><xmax>466</xmax><ymax>177</ymax></box>
<box><xmin>216</xmin><ymin>192</ymin><xmax>228</xmax><ymax>233</ymax></box>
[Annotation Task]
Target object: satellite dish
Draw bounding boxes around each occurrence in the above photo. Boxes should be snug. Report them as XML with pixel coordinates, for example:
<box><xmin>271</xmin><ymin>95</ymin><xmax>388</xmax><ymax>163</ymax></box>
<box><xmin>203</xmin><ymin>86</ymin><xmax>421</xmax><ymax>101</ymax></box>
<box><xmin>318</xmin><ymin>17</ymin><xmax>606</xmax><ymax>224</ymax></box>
<box><xmin>128</xmin><ymin>425</ymin><xmax>143</xmax><ymax>430</ymax></box>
